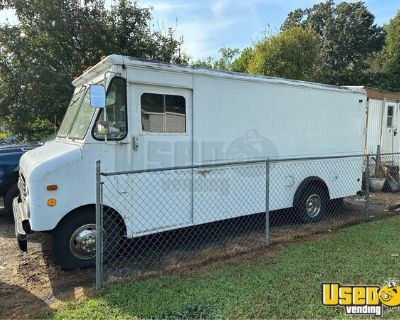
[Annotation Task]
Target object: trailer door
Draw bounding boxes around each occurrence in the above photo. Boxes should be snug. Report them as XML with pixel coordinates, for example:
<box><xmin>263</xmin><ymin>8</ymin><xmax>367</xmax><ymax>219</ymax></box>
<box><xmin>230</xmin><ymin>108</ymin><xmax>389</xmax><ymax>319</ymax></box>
<box><xmin>382</xmin><ymin>102</ymin><xmax>400</xmax><ymax>156</ymax></box>
<box><xmin>127</xmin><ymin>84</ymin><xmax>193</xmax><ymax>234</ymax></box>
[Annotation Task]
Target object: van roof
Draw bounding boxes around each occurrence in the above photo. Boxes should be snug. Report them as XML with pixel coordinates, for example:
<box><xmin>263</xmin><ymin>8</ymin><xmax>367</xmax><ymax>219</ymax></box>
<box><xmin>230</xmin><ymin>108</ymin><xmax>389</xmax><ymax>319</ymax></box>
<box><xmin>73</xmin><ymin>54</ymin><xmax>366</xmax><ymax>95</ymax></box>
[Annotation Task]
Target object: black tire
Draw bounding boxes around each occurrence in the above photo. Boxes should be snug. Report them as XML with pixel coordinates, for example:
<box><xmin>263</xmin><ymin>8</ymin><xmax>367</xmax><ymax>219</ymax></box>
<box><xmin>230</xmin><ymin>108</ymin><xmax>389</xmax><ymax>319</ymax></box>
<box><xmin>295</xmin><ymin>184</ymin><xmax>329</xmax><ymax>223</ymax></box>
<box><xmin>4</xmin><ymin>184</ymin><xmax>19</xmax><ymax>218</ymax></box>
<box><xmin>52</xmin><ymin>208</ymin><xmax>122</xmax><ymax>270</ymax></box>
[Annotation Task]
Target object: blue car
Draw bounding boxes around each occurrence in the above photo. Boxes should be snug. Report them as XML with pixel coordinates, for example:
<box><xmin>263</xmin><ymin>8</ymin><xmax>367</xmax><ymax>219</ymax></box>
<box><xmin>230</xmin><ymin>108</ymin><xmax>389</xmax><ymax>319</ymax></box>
<box><xmin>0</xmin><ymin>144</ymin><xmax>37</xmax><ymax>216</ymax></box>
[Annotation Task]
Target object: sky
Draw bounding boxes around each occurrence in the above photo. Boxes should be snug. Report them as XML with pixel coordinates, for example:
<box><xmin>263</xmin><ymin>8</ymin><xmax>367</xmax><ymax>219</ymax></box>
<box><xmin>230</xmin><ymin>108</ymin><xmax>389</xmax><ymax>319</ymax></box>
<box><xmin>0</xmin><ymin>0</ymin><xmax>399</xmax><ymax>60</ymax></box>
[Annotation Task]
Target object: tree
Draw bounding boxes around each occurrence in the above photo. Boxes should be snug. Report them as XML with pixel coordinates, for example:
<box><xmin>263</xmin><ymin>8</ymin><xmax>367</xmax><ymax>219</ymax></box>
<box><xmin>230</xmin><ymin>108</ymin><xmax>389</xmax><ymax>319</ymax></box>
<box><xmin>246</xmin><ymin>26</ymin><xmax>320</xmax><ymax>81</ymax></box>
<box><xmin>231</xmin><ymin>47</ymin><xmax>253</xmax><ymax>72</ymax></box>
<box><xmin>192</xmin><ymin>47</ymin><xmax>240</xmax><ymax>71</ymax></box>
<box><xmin>0</xmin><ymin>0</ymin><xmax>185</xmax><ymax>138</ymax></box>
<box><xmin>381</xmin><ymin>11</ymin><xmax>400</xmax><ymax>92</ymax></box>
<box><xmin>282</xmin><ymin>1</ymin><xmax>385</xmax><ymax>85</ymax></box>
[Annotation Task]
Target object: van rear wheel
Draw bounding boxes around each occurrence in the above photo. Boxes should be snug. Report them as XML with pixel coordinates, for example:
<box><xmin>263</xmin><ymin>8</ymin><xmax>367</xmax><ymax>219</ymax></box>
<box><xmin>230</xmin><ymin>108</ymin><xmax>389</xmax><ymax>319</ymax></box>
<box><xmin>295</xmin><ymin>185</ymin><xmax>328</xmax><ymax>223</ymax></box>
<box><xmin>52</xmin><ymin>208</ymin><xmax>122</xmax><ymax>270</ymax></box>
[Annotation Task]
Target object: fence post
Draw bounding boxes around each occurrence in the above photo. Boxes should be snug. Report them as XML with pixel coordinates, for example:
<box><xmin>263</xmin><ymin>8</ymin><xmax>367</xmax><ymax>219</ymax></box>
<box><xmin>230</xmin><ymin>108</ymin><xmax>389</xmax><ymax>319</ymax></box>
<box><xmin>265</xmin><ymin>159</ymin><xmax>270</xmax><ymax>244</ymax></box>
<box><xmin>365</xmin><ymin>155</ymin><xmax>370</xmax><ymax>221</ymax></box>
<box><xmin>95</xmin><ymin>160</ymin><xmax>104</xmax><ymax>289</ymax></box>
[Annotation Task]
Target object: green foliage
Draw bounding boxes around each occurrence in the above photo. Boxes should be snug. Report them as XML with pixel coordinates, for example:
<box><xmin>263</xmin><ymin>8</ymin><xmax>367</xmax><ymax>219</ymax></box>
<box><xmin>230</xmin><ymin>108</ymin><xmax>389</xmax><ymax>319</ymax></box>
<box><xmin>381</xmin><ymin>11</ymin><xmax>400</xmax><ymax>92</ymax></box>
<box><xmin>231</xmin><ymin>47</ymin><xmax>253</xmax><ymax>72</ymax></box>
<box><xmin>282</xmin><ymin>1</ymin><xmax>385</xmax><ymax>85</ymax></box>
<box><xmin>247</xmin><ymin>27</ymin><xmax>320</xmax><ymax>81</ymax></box>
<box><xmin>384</xmin><ymin>11</ymin><xmax>400</xmax><ymax>64</ymax></box>
<box><xmin>191</xmin><ymin>56</ymin><xmax>215</xmax><ymax>70</ymax></box>
<box><xmin>192</xmin><ymin>47</ymin><xmax>240</xmax><ymax>71</ymax></box>
<box><xmin>28</xmin><ymin>118</ymin><xmax>55</xmax><ymax>141</ymax></box>
<box><xmin>53</xmin><ymin>216</ymin><xmax>400</xmax><ymax>319</ymax></box>
<box><xmin>0</xmin><ymin>0</ymin><xmax>185</xmax><ymax>138</ymax></box>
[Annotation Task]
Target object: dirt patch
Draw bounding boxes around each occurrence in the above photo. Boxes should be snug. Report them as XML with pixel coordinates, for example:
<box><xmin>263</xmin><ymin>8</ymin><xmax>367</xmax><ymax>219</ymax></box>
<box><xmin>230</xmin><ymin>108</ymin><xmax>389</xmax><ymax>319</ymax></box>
<box><xmin>1</xmin><ymin>193</ymin><xmax>400</xmax><ymax>318</ymax></box>
<box><xmin>0</xmin><ymin>202</ymin><xmax>94</xmax><ymax>319</ymax></box>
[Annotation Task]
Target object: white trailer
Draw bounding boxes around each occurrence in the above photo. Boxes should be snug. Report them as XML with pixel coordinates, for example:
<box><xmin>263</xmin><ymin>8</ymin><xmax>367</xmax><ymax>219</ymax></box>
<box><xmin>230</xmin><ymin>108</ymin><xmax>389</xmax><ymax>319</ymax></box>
<box><xmin>14</xmin><ymin>55</ymin><xmax>366</xmax><ymax>269</ymax></box>
<box><xmin>350</xmin><ymin>86</ymin><xmax>400</xmax><ymax>155</ymax></box>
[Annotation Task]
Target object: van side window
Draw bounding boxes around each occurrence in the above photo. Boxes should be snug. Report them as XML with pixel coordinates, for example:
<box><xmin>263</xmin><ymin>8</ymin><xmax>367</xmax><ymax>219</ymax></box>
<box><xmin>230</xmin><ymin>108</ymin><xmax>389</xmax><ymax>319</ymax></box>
<box><xmin>141</xmin><ymin>93</ymin><xmax>186</xmax><ymax>133</ymax></box>
<box><xmin>387</xmin><ymin>106</ymin><xmax>394</xmax><ymax>127</ymax></box>
<box><xmin>93</xmin><ymin>77</ymin><xmax>127</xmax><ymax>140</ymax></box>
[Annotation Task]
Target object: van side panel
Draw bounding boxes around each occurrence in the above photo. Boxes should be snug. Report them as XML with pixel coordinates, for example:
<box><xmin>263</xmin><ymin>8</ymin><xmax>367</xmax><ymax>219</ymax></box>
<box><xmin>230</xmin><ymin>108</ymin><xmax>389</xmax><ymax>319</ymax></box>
<box><xmin>192</xmin><ymin>76</ymin><xmax>365</xmax><ymax>162</ymax></box>
<box><xmin>115</xmin><ymin>68</ymin><xmax>365</xmax><ymax>237</ymax></box>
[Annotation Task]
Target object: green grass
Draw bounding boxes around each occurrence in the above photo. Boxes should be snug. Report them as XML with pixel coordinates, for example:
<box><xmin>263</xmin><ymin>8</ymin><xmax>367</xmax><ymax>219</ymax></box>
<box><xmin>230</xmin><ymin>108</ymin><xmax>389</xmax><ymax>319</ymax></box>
<box><xmin>53</xmin><ymin>216</ymin><xmax>400</xmax><ymax>319</ymax></box>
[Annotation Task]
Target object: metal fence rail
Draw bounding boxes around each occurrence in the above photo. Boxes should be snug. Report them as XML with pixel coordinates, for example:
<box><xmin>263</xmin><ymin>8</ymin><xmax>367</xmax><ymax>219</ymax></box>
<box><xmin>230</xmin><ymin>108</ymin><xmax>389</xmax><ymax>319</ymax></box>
<box><xmin>95</xmin><ymin>153</ymin><xmax>400</xmax><ymax>288</ymax></box>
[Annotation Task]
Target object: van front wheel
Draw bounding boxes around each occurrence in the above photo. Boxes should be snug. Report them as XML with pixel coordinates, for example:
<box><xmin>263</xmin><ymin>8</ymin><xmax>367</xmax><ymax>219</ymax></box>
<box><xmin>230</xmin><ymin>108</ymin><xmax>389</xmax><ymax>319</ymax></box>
<box><xmin>52</xmin><ymin>208</ymin><xmax>121</xmax><ymax>270</ymax></box>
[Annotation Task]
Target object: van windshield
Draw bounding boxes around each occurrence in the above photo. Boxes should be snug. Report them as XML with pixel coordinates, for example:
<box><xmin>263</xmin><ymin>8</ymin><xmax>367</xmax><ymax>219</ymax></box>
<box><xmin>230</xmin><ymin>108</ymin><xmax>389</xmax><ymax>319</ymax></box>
<box><xmin>57</xmin><ymin>87</ymin><xmax>86</xmax><ymax>138</ymax></box>
<box><xmin>69</xmin><ymin>90</ymin><xmax>95</xmax><ymax>140</ymax></box>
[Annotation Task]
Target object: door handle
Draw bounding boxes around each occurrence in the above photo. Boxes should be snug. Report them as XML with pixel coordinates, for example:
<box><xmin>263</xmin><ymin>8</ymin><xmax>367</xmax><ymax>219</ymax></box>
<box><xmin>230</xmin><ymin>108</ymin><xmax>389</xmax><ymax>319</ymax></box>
<box><xmin>132</xmin><ymin>136</ymin><xmax>139</xmax><ymax>151</ymax></box>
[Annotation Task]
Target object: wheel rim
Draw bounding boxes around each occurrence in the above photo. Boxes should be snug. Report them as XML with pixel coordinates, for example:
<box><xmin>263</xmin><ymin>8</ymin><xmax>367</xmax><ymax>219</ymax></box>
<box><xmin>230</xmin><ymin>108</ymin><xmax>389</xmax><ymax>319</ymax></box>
<box><xmin>69</xmin><ymin>224</ymin><xmax>96</xmax><ymax>260</ymax></box>
<box><xmin>306</xmin><ymin>194</ymin><xmax>322</xmax><ymax>218</ymax></box>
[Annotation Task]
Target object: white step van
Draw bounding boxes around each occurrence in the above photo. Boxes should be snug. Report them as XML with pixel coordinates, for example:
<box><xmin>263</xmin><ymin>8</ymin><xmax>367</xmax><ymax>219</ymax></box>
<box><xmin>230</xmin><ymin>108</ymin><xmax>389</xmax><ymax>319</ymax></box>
<box><xmin>13</xmin><ymin>55</ymin><xmax>366</xmax><ymax>269</ymax></box>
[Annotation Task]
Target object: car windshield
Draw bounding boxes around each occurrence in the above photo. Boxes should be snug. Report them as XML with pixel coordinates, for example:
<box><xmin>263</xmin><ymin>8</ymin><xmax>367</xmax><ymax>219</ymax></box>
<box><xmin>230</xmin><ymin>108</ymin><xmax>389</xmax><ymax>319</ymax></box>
<box><xmin>57</xmin><ymin>87</ymin><xmax>86</xmax><ymax>138</ymax></box>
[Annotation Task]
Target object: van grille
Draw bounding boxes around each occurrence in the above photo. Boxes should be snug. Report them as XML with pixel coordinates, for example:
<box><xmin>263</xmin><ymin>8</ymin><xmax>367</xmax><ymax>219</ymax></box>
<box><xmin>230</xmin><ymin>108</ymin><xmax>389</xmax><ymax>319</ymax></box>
<box><xmin>18</xmin><ymin>173</ymin><xmax>27</xmax><ymax>202</ymax></box>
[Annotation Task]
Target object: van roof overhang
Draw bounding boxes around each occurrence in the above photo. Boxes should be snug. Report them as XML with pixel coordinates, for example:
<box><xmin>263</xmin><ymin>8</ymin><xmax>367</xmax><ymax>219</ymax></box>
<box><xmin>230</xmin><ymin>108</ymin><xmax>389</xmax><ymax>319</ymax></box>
<box><xmin>73</xmin><ymin>54</ymin><xmax>366</xmax><ymax>95</ymax></box>
<box><xmin>72</xmin><ymin>56</ymin><xmax>115</xmax><ymax>87</ymax></box>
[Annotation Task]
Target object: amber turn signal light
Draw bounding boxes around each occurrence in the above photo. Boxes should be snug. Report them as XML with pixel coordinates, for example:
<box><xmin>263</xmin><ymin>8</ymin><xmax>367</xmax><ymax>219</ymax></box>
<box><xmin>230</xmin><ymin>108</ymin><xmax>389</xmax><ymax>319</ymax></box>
<box><xmin>47</xmin><ymin>198</ymin><xmax>57</xmax><ymax>207</ymax></box>
<box><xmin>47</xmin><ymin>185</ymin><xmax>58</xmax><ymax>191</ymax></box>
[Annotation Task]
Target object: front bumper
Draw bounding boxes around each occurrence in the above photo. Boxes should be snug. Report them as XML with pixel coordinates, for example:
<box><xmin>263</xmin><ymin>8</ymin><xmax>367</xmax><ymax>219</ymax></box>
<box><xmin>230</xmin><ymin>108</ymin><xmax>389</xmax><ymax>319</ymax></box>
<box><xmin>13</xmin><ymin>197</ymin><xmax>31</xmax><ymax>252</ymax></box>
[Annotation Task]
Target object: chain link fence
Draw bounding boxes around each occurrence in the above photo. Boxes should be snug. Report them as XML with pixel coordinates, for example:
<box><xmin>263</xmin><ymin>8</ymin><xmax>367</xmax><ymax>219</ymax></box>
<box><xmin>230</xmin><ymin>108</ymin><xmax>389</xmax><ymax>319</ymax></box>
<box><xmin>95</xmin><ymin>153</ymin><xmax>400</xmax><ymax>288</ymax></box>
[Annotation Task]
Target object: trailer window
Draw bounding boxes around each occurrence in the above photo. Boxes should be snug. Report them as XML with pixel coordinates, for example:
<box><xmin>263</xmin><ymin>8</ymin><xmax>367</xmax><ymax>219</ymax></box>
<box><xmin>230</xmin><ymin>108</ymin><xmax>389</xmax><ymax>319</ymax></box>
<box><xmin>387</xmin><ymin>106</ymin><xmax>394</xmax><ymax>127</ymax></box>
<box><xmin>141</xmin><ymin>93</ymin><xmax>186</xmax><ymax>133</ymax></box>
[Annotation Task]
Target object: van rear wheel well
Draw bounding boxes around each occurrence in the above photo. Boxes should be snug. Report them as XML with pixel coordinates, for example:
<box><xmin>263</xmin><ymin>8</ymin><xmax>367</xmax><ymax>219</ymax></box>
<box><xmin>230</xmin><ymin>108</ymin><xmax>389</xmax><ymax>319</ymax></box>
<box><xmin>293</xmin><ymin>177</ymin><xmax>330</xmax><ymax>222</ymax></box>
<box><xmin>293</xmin><ymin>177</ymin><xmax>330</xmax><ymax>206</ymax></box>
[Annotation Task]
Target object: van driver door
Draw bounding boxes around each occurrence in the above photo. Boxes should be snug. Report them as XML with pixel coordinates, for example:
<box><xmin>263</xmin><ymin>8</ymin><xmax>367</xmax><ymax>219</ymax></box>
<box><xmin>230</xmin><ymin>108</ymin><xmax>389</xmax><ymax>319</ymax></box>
<box><xmin>126</xmin><ymin>84</ymin><xmax>193</xmax><ymax>235</ymax></box>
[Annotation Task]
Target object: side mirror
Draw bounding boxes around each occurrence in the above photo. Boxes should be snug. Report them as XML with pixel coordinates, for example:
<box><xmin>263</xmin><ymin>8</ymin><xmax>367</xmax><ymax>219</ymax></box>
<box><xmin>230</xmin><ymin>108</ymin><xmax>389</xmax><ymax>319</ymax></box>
<box><xmin>89</xmin><ymin>84</ymin><xmax>106</xmax><ymax>108</ymax></box>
